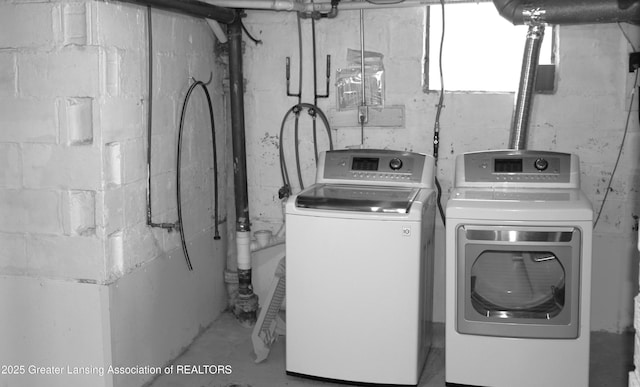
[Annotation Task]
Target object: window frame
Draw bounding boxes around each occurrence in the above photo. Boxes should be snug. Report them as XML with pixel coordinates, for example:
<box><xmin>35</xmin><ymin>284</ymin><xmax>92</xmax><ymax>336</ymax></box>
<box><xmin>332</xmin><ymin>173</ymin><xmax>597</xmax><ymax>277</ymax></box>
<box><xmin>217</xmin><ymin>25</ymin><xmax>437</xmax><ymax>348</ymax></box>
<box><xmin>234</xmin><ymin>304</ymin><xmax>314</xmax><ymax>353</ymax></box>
<box><xmin>422</xmin><ymin>3</ymin><xmax>558</xmax><ymax>94</ymax></box>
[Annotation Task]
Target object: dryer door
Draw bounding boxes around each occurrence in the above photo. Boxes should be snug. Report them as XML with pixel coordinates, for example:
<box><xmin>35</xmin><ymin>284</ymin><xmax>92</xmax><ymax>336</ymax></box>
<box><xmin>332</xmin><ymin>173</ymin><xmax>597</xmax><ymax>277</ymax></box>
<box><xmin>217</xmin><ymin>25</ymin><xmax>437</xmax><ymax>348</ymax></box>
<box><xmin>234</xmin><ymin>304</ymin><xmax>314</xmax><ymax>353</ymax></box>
<box><xmin>456</xmin><ymin>225</ymin><xmax>581</xmax><ymax>339</ymax></box>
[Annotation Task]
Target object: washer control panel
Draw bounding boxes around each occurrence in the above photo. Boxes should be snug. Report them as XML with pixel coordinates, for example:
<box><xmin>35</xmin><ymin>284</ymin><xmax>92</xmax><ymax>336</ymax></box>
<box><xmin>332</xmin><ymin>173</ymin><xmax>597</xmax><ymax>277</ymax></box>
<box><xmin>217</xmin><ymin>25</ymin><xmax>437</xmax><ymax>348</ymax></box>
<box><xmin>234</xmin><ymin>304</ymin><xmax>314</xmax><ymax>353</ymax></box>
<box><xmin>318</xmin><ymin>149</ymin><xmax>434</xmax><ymax>188</ymax></box>
<box><xmin>460</xmin><ymin>150</ymin><xmax>576</xmax><ymax>186</ymax></box>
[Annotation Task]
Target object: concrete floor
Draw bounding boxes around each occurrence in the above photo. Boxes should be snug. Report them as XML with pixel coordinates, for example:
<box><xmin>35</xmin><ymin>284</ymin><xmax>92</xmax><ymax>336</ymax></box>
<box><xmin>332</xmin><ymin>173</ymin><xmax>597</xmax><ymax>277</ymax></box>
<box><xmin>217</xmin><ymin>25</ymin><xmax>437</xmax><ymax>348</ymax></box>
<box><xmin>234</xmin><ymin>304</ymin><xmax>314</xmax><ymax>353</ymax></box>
<box><xmin>148</xmin><ymin>312</ymin><xmax>634</xmax><ymax>387</ymax></box>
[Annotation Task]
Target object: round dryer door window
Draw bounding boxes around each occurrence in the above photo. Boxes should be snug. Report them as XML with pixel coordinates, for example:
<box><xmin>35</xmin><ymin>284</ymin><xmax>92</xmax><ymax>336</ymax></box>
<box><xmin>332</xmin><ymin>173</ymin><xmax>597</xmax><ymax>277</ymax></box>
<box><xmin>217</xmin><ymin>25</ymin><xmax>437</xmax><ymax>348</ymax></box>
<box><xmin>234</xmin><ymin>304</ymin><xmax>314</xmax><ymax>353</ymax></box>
<box><xmin>470</xmin><ymin>250</ymin><xmax>565</xmax><ymax>319</ymax></box>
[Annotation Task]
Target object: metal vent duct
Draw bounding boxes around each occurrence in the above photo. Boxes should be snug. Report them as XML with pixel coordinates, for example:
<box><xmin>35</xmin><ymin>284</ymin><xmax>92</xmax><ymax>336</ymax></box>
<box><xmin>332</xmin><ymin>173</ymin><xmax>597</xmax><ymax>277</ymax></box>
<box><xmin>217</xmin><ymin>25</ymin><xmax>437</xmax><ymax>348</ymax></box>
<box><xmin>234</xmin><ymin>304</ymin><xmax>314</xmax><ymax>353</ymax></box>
<box><xmin>493</xmin><ymin>0</ymin><xmax>640</xmax><ymax>150</ymax></box>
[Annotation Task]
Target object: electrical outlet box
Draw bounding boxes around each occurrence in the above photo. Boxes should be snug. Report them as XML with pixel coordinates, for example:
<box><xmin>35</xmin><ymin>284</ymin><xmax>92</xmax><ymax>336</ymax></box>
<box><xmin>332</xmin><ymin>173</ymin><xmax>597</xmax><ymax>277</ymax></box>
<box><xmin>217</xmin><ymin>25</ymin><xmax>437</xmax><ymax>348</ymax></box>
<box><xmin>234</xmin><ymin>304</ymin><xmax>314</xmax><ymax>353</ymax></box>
<box><xmin>629</xmin><ymin>52</ymin><xmax>640</xmax><ymax>72</ymax></box>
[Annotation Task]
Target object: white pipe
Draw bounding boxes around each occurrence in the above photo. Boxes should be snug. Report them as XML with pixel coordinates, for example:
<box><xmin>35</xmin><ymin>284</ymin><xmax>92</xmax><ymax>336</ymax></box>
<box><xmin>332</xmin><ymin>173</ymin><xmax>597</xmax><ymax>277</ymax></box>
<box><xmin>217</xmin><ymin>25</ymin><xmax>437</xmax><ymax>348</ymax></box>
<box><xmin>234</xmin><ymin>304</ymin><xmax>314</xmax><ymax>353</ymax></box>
<box><xmin>250</xmin><ymin>229</ymin><xmax>286</xmax><ymax>251</ymax></box>
<box><xmin>237</xmin><ymin>230</ymin><xmax>252</xmax><ymax>270</ymax></box>
<box><xmin>203</xmin><ymin>0</ymin><xmax>483</xmax><ymax>12</ymax></box>
<box><xmin>310</xmin><ymin>0</ymin><xmax>482</xmax><ymax>11</ymax></box>
<box><xmin>204</xmin><ymin>0</ymin><xmax>305</xmax><ymax>11</ymax></box>
<box><xmin>206</xmin><ymin>19</ymin><xmax>228</xmax><ymax>43</ymax></box>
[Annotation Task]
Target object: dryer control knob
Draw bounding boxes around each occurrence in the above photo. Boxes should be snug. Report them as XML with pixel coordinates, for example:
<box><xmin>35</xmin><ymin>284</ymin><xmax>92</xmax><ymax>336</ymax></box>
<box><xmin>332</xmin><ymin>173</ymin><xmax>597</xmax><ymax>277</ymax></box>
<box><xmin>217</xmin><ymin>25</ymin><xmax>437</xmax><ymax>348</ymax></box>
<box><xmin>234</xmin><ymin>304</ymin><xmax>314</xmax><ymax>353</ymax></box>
<box><xmin>389</xmin><ymin>158</ymin><xmax>403</xmax><ymax>170</ymax></box>
<box><xmin>534</xmin><ymin>158</ymin><xmax>549</xmax><ymax>171</ymax></box>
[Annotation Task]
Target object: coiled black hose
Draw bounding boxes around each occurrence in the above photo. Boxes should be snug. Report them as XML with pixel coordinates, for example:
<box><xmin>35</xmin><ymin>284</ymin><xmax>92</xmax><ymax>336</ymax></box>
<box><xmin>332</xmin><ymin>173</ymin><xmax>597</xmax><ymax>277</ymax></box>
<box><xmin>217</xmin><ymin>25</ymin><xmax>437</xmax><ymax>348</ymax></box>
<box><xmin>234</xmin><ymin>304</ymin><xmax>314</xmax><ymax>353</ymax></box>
<box><xmin>177</xmin><ymin>80</ymin><xmax>221</xmax><ymax>271</ymax></box>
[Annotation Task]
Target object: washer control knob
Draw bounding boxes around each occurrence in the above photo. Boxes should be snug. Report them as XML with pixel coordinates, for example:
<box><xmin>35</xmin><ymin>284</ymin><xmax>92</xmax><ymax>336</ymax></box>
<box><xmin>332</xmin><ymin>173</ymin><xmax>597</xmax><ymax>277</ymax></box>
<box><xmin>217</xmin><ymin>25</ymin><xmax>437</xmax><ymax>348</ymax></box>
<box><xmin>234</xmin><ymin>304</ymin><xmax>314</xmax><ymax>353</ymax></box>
<box><xmin>534</xmin><ymin>158</ymin><xmax>548</xmax><ymax>171</ymax></box>
<box><xmin>389</xmin><ymin>158</ymin><xmax>403</xmax><ymax>170</ymax></box>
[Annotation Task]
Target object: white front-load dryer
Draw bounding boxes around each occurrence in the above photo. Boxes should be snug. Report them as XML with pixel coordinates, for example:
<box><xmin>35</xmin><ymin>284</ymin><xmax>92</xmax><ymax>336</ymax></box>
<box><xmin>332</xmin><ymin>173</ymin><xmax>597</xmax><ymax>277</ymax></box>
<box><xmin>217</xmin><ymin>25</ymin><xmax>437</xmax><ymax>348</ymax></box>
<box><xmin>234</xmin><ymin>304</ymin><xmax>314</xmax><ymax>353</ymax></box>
<box><xmin>445</xmin><ymin>150</ymin><xmax>593</xmax><ymax>387</ymax></box>
<box><xmin>286</xmin><ymin>149</ymin><xmax>437</xmax><ymax>386</ymax></box>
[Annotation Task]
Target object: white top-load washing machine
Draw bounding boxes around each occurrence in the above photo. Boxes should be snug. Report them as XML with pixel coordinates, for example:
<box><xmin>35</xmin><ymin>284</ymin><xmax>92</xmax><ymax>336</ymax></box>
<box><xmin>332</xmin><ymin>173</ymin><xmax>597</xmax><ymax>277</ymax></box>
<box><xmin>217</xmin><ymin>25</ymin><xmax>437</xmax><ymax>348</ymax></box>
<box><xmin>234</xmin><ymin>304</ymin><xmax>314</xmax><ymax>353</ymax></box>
<box><xmin>445</xmin><ymin>150</ymin><xmax>593</xmax><ymax>387</ymax></box>
<box><xmin>286</xmin><ymin>149</ymin><xmax>437</xmax><ymax>386</ymax></box>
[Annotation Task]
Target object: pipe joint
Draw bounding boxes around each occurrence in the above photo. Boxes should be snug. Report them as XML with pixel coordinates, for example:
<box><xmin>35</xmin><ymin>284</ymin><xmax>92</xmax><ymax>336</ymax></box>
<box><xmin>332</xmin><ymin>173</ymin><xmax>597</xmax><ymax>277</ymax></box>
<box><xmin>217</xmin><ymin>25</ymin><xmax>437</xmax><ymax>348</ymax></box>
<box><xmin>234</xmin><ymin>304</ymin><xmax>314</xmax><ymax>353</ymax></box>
<box><xmin>298</xmin><ymin>0</ymin><xmax>339</xmax><ymax>19</ymax></box>
<box><xmin>236</xmin><ymin>223</ymin><xmax>251</xmax><ymax>232</ymax></box>
<box><xmin>272</xmin><ymin>0</ymin><xmax>299</xmax><ymax>11</ymax></box>
<box><xmin>522</xmin><ymin>6</ymin><xmax>546</xmax><ymax>25</ymax></box>
<box><xmin>307</xmin><ymin>106</ymin><xmax>317</xmax><ymax>117</ymax></box>
<box><xmin>278</xmin><ymin>184</ymin><xmax>291</xmax><ymax>199</ymax></box>
<box><xmin>525</xmin><ymin>22</ymin><xmax>545</xmax><ymax>39</ymax></box>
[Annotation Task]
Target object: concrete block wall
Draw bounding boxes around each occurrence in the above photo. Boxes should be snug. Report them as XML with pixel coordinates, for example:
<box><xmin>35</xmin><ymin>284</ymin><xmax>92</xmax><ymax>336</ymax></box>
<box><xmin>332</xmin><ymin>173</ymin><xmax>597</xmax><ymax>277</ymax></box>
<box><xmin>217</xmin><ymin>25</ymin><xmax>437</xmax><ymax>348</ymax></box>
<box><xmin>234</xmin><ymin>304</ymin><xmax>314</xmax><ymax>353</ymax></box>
<box><xmin>241</xmin><ymin>9</ymin><xmax>640</xmax><ymax>334</ymax></box>
<box><xmin>1</xmin><ymin>1</ymin><xmax>229</xmax><ymax>386</ymax></box>
<box><xmin>1</xmin><ymin>0</ymin><xmax>230</xmax><ymax>280</ymax></box>
<box><xmin>0</xmin><ymin>0</ymin><xmax>104</xmax><ymax>282</ymax></box>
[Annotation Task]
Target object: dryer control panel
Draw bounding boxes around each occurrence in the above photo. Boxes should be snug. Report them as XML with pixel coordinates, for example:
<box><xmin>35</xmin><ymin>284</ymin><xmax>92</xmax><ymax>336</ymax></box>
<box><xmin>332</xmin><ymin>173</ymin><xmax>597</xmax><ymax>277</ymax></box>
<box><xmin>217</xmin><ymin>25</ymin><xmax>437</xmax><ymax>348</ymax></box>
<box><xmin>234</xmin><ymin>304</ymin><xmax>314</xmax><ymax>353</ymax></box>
<box><xmin>317</xmin><ymin>149</ymin><xmax>435</xmax><ymax>188</ymax></box>
<box><xmin>455</xmin><ymin>150</ymin><xmax>580</xmax><ymax>189</ymax></box>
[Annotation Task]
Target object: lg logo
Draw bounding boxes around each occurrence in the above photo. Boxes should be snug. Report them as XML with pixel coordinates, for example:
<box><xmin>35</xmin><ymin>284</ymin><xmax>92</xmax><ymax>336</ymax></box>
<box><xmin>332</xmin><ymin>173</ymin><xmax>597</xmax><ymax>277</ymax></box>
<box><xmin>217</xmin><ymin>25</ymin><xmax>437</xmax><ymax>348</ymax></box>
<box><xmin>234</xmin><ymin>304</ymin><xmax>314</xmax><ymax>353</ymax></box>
<box><xmin>402</xmin><ymin>226</ymin><xmax>411</xmax><ymax>237</ymax></box>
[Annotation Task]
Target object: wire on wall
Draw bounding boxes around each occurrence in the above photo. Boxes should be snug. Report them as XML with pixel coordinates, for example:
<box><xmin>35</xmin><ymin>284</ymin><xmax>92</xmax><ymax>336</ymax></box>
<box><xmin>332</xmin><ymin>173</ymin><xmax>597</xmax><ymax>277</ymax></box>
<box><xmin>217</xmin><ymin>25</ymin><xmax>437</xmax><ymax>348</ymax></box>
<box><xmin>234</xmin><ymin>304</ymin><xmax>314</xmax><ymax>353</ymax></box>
<box><xmin>240</xmin><ymin>16</ymin><xmax>262</xmax><ymax>45</ymax></box>
<box><xmin>593</xmin><ymin>64</ymin><xmax>640</xmax><ymax>230</ymax></box>
<box><xmin>593</xmin><ymin>32</ymin><xmax>639</xmax><ymax>229</ymax></box>
<box><xmin>432</xmin><ymin>0</ymin><xmax>446</xmax><ymax>226</ymax></box>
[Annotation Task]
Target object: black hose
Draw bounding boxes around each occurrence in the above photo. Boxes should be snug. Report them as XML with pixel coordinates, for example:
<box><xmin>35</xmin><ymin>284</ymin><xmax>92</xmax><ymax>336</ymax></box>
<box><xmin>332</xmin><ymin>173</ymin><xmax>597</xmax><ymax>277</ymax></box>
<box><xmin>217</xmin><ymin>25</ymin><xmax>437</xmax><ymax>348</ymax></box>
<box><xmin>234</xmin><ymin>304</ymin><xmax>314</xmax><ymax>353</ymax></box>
<box><xmin>177</xmin><ymin>80</ymin><xmax>222</xmax><ymax>271</ymax></box>
<box><xmin>279</xmin><ymin>103</ymin><xmax>333</xmax><ymax>197</ymax></box>
<box><xmin>435</xmin><ymin>176</ymin><xmax>446</xmax><ymax>226</ymax></box>
<box><xmin>432</xmin><ymin>0</ymin><xmax>446</xmax><ymax>227</ymax></box>
<box><xmin>293</xmin><ymin>113</ymin><xmax>305</xmax><ymax>190</ymax></box>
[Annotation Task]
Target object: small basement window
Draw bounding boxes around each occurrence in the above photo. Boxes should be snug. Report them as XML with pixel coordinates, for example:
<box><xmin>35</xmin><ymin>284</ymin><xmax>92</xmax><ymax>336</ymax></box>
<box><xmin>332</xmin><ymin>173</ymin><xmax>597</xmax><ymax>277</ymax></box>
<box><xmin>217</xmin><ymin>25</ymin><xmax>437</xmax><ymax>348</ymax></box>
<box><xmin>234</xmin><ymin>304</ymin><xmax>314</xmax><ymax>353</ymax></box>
<box><xmin>423</xmin><ymin>1</ymin><xmax>557</xmax><ymax>93</ymax></box>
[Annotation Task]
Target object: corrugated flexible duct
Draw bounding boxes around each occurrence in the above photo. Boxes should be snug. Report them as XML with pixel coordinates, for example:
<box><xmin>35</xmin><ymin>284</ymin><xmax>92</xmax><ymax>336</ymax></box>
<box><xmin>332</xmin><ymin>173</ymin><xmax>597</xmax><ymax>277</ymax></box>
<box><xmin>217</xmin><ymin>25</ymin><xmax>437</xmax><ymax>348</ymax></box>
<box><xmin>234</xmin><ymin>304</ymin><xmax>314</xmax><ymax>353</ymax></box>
<box><xmin>492</xmin><ymin>0</ymin><xmax>640</xmax><ymax>150</ymax></box>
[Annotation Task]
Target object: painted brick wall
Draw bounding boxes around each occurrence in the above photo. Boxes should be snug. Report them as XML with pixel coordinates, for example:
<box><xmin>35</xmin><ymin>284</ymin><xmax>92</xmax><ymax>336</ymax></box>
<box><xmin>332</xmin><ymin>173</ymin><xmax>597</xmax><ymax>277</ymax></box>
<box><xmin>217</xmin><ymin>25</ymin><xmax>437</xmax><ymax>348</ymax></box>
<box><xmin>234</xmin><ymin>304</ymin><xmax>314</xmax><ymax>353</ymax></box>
<box><xmin>240</xmin><ymin>9</ymin><xmax>640</xmax><ymax>334</ymax></box>
<box><xmin>0</xmin><ymin>0</ymin><xmax>228</xmax><ymax>283</ymax></box>
<box><xmin>0</xmin><ymin>1</ymin><xmax>105</xmax><ymax>281</ymax></box>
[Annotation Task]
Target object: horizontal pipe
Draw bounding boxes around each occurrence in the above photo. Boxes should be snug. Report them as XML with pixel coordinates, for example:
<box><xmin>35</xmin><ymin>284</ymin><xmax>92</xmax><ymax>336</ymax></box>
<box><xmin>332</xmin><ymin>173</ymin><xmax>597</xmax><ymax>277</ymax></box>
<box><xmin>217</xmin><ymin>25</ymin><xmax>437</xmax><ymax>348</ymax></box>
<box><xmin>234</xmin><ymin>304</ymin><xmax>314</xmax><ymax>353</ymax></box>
<box><xmin>493</xmin><ymin>0</ymin><xmax>640</xmax><ymax>25</ymax></box>
<box><xmin>203</xmin><ymin>0</ymin><xmax>304</xmax><ymax>11</ymax></box>
<box><xmin>310</xmin><ymin>0</ymin><xmax>478</xmax><ymax>11</ymax></box>
<box><xmin>204</xmin><ymin>0</ymin><xmax>481</xmax><ymax>12</ymax></box>
<box><xmin>116</xmin><ymin>0</ymin><xmax>236</xmax><ymax>23</ymax></box>
<box><xmin>210</xmin><ymin>0</ymin><xmax>305</xmax><ymax>11</ymax></box>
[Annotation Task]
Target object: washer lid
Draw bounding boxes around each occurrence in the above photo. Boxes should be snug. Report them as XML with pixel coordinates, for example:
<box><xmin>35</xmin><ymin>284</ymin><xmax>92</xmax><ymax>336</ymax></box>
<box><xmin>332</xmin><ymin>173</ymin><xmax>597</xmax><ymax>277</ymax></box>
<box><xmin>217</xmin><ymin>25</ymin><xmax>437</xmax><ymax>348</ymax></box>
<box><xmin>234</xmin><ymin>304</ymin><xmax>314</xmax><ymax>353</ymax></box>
<box><xmin>295</xmin><ymin>184</ymin><xmax>420</xmax><ymax>213</ymax></box>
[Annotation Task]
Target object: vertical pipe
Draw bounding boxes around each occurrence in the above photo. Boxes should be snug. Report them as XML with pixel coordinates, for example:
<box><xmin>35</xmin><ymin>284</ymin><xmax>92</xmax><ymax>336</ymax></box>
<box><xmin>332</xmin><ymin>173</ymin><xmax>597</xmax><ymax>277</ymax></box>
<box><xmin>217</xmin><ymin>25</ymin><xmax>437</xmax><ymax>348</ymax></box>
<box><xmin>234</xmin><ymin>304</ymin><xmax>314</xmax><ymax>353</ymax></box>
<box><xmin>228</xmin><ymin>10</ymin><xmax>258</xmax><ymax>326</ymax></box>
<box><xmin>358</xmin><ymin>7</ymin><xmax>366</xmax><ymax>145</ymax></box>
<box><xmin>229</xmin><ymin>12</ymin><xmax>251</xmax><ymax>233</ymax></box>
<box><xmin>359</xmin><ymin>8</ymin><xmax>366</xmax><ymax>108</ymax></box>
<box><xmin>509</xmin><ymin>23</ymin><xmax>544</xmax><ymax>150</ymax></box>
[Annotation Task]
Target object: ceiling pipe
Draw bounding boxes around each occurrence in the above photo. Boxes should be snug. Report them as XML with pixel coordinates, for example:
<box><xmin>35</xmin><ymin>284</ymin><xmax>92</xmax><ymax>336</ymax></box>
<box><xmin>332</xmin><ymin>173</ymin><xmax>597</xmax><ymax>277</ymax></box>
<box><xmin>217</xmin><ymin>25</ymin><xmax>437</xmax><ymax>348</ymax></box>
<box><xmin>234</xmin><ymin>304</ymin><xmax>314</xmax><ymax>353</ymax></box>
<box><xmin>493</xmin><ymin>0</ymin><xmax>640</xmax><ymax>25</ymax></box>
<box><xmin>206</xmin><ymin>0</ymin><xmax>305</xmax><ymax>11</ymax></box>
<box><xmin>114</xmin><ymin>0</ymin><xmax>236</xmax><ymax>23</ymax></box>
<box><xmin>204</xmin><ymin>0</ymin><xmax>478</xmax><ymax>12</ymax></box>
